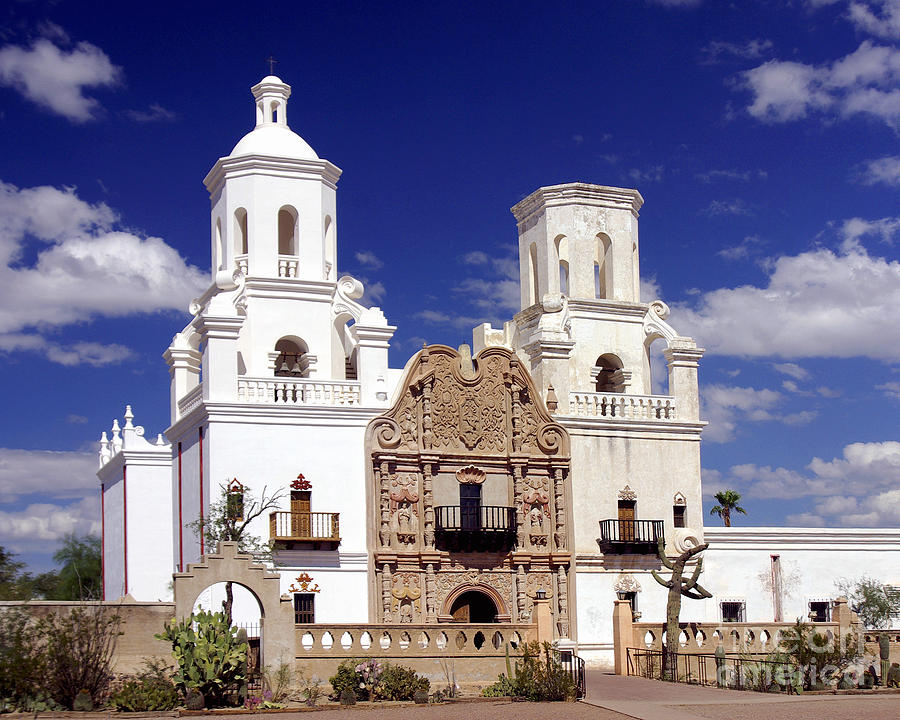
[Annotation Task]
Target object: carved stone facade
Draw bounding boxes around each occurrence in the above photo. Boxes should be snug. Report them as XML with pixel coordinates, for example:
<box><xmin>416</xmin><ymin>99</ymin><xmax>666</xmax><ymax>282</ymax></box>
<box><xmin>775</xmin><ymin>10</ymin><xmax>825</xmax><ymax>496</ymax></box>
<box><xmin>366</xmin><ymin>344</ymin><xmax>573</xmax><ymax>635</ymax></box>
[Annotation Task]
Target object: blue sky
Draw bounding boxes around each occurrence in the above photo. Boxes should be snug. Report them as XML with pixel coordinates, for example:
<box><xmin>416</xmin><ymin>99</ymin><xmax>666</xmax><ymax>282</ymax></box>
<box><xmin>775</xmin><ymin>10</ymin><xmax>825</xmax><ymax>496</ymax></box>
<box><xmin>1</xmin><ymin>0</ymin><xmax>898</xmax><ymax>571</ymax></box>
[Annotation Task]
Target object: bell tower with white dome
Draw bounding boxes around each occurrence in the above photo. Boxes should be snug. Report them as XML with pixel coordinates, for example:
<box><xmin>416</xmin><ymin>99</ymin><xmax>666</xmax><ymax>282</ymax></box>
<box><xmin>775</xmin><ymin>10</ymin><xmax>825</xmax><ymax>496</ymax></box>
<box><xmin>204</xmin><ymin>75</ymin><xmax>338</xmax><ymax>286</ymax></box>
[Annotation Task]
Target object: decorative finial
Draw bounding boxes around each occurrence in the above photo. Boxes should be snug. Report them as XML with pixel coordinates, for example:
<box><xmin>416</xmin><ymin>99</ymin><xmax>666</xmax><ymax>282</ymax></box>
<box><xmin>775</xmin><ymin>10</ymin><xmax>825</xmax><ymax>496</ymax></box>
<box><xmin>546</xmin><ymin>385</ymin><xmax>559</xmax><ymax>413</ymax></box>
<box><xmin>124</xmin><ymin>405</ymin><xmax>134</xmax><ymax>429</ymax></box>
<box><xmin>266</xmin><ymin>55</ymin><xmax>278</xmax><ymax>75</ymax></box>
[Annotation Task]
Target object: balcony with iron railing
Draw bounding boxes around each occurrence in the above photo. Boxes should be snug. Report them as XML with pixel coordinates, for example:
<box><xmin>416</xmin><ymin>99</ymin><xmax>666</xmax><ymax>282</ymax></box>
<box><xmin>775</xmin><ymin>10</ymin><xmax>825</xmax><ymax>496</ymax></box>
<box><xmin>270</xmin><ymin>511</ymin><xmax>340</xmax><ymax>549</ymax></box>
<box><xmin>435</xmin><ymin>505</ymin><xmax>516</xmax><ymax>551</ymax></box>
<box><xmin>598</xmin><ymin>519</ymin><xmax>664</xmax><ymax>553</ymax></box>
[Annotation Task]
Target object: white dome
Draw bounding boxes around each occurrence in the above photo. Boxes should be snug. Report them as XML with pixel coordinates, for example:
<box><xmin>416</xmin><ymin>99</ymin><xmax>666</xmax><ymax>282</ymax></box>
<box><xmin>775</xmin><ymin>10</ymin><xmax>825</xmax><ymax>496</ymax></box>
<box><xmin>229</xmin><ymin>124</ymin><xmax>319</xmax><ymax>160</ymax></box>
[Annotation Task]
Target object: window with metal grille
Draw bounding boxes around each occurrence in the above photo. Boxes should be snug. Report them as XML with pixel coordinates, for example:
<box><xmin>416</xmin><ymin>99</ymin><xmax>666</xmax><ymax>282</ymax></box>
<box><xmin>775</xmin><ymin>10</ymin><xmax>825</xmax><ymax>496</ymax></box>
<box><xmin>673</xmin><ymin>505</ymin><xmax>685</xmax><ymax>528</ymax></box>
<box><xmin>721</xmin><ymin>601</ymin><xmax>745</xmax><ymax>623</ymax></box>
<box><xmin>294</xmin><ymin>593</ymin><xmax>315</xmax><ymax>624</ymax></box>
<box><xmin>808</xmin><ymin>600</ymin><xmax>830</xmax><ymax>622</ymax></box>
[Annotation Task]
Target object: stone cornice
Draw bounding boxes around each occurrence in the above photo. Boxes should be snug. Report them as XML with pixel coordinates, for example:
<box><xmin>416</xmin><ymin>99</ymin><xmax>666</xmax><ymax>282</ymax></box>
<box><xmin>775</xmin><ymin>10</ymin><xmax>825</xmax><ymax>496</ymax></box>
<box><xmin>559</xmin><ymin>417</ymin><xmax>706</xmax><ymax>440</ymax></box>
<box><xmin>566</xmin><ymin>298</ymin><xmax>648</xmax><ymax>321</ymax></box>
<box><xmin>511</xmin><ymin>182</ymin><xmax>644</xmax><ymax>225</ymax></box>
<box><xmin>166</xmin><ymin>401</ymin><xmax>384</xmax><ymax>439</ymax></box>
<box><xmin>242</xmin><ymin>278</ymin><xmax>336</xmax><ymax>302</ymax></box>
<box><xmin>204</xmin><ymin>155</ymin><xmax>342</xmax><ymax>195</ymax></box>
<box><xmin>704</xmin><ymin>526</ymin><xmax>900</xmax><ymax>550</ymax></box>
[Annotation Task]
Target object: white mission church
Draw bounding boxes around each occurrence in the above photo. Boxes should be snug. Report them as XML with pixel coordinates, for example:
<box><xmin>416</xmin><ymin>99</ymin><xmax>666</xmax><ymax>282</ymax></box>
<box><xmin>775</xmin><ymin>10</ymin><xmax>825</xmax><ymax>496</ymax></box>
<box><xmin>96</xmin><ymin>75</ymin><xmax>900</xmax><ymax>668</ymax></box>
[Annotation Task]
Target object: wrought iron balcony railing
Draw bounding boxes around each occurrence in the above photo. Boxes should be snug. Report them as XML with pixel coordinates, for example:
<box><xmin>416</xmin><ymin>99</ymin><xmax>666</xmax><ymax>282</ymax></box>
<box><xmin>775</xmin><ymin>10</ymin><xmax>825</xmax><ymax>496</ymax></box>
<box><xmin>435</xmin><ymin>505</ymin><xmax>516</xmax><ymax>551</ymax></box>
<box><xmin>598</xmin><ymin>519</ymin><xmax>663</xmax><ymax>553</ymax></box>
<box><xmin>270</xmin><ymin>511</ymin><xmax>340</xmax><ymax>546</ymax></box>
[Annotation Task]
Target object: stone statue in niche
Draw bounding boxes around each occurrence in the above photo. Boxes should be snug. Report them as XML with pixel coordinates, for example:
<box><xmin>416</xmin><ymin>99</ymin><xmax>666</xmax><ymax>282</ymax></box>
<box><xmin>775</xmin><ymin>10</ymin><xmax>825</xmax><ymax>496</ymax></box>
<box><xmin>389</xmin><ymin>474</ymin><xmax>419</xmax><ymax>546</ymax></box>
<box><xmin>523</xmin><ymin>482</ymin><xmax>550</xmax><ymax>547</ymax></box>
<box><xmin>398</xmin><ymin>404</ymin><xmax>417</xmax><ymax>449</ymax></box>
<box><xmin>391</xmin><ymin>501</ymin><xmax>419</xmax><ymax>545</ymax></box>
<box><xmin>529</xmin><ymin>505</ymin><xmax>544</xmax><ymax>529</ymax></box>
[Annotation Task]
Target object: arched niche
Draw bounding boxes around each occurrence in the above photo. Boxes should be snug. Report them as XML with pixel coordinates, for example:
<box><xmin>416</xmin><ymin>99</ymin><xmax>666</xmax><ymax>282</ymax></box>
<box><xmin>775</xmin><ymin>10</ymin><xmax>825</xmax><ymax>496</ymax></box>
<box><xmin>274</xmin><ymin>336</ymin><xmax>310</xmax><ymax>377</ymax></box>
<box><xmin>595</xmin><ymin>233</ymin><xmax>613</xmax><ymax>299</ymax></box>
<box><xmin>278</xmin><ymin>206</ymin><xmax>298</xmax><ymax>256</ymax></box>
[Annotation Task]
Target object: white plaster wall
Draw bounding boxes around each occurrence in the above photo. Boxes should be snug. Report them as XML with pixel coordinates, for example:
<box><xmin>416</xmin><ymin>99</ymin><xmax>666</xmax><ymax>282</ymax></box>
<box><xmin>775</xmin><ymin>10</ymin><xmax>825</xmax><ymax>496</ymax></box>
<box><xmin>565</xmin><ymin>430</ymin><xmax>704</xmax><ymax>555</ymax></box>
<box><xmin>203</xmin><ymin>417</ymin><xmax>371</xmax><ymax>555</ymax></box>
<box><xmin>278</xmin><ymin>554</ymin><xmax>369</xmax><ymax>624</ymax></box>
<box><xmin>125</xmin><ymin>459</ymin><xmax>174</xmax><ymax>601</ymax></box>
<box><xmin>101</xmin><ymin>464</ymin><xmax>125</xmax><ymax>600</ymax></box>
<box><xmin>170</xmin><ymin>430</ymin><xmax>203</xmax><ymax>569</ymax></box>
<box><xmin>701</xmin><ymin>528</ymin><xmax>900</xmax><ymax>624</ymax></box>
<box><xmin>567</xmin><ymin>311</ymin><xmax>651</xmax><ymax>395</ymax></box>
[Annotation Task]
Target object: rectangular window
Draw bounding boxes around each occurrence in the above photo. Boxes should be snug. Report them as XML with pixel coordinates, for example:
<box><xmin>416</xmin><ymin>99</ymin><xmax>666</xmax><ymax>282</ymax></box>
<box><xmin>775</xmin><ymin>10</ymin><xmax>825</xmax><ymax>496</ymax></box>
<box><xmin>673</xmin><ymin>505</ymin><xmax>685</xmax><ymax>528</ymax></box>
<box><xmin>624</xmin><ymin>591</ymin><xmax>638</xmax><ymax>615</ymax></box>
<box><xmin>460</xmin><ymin>484</ymin><xmax>482</xmax><ymax>531</ymax></box>
<box><xmin>294</xmin><ymin>593</ymin><xmax>315</xmax><ymax>624</ymax></box>
<box><xmin>808</xmin><ymin>600</ymin><xmax>830</xmax><ymax>623</ymax></box>
<box><xmin>721</xmin><ymin>601</ymin><xmax>746</xmax><ymax>623</ymax></box>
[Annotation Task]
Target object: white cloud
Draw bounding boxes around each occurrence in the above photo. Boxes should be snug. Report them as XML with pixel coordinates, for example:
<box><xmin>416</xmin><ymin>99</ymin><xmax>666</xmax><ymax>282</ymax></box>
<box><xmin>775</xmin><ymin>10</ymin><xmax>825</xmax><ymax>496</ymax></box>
<box><xmin>628</xmin><ymin>166</ymin><xmax>664</xmax><ymax>183</ymax></box>
<box><xmin>696</xmin><ymin>168</ymin><xmax>767</xmax><ymax>183</ymax></box>
<box><xmin>700</xmin><ymin>384</ymin><xmax>782</xmax><ymax>442</ymax></box>
<box><xmin>702</xmin><ymin>199</ymin><xmax>752</xmax><ymax>217</ymax></box>
<box><xmin>674</xmin><ymin>239</ymin><xmax>900</xmax><ymax>360</ymax></box>
<box><xmin>451</xmin><ymin>246</ymin><xmax>520</xmax><ymax>316</ymax></box>
<box><xmin>0</xmin><ymin>333</ymin><xmax>133</xmax><ymax>366</ymax></box>
<box><xmin>0</xmin><ymin>181</ymin><xmax>207</xmax><ymax>341</ymax></box>
<box><xmin>66</xmin><ymin>414</ymin><xmax>88</xmax><ymax>424</ymax></box>
<box><xmin>354</xmin><ymin>250</ymin><xmax>384</xmax><ymax>270</ymax></box>
<box><xmin>840</xmin><ymin>216</ymin><xmax>900</xmax><ymax>244</ymax></box>
<box><xmin>857</xmin><ymin>155</ymin><xmax>900</xmax><ymax>186</ymax></box>
<box><xmin>847</xmin><ymin>0</ymin><xmax>900</xmax><ymax>40</ymax></box>
<box><xmin>0</xmin><ymin>497</ymin><xmax>100</xmax><ymax>551</ymax></box>
<box><xmin>740</xmin><ymin>40</ymin><xmax>900</xmax><ymax>129</ymax></box>
<box><xmin>461</xmin><ymin>251</ymin><xmax>490</xmax><ymax>265</ymax></box>
<box><xmin>722</xmin><ymin>442</ymin><xmax>900</xmax><ymax>520</ymax></box>
<box><xmin>0</xmin><ymin>38</ymin><xmax>121</xmax><ymax>122</ymax></box>
<box><xmin>717</xmin><ymin>235</ymin><xmax>764</xmax><ymax>261</ymax></box>
<box><xmin>774</xmin><ymin>362</ymin><xmax>810</xmax><ymax>380</ymax></box>
<box><xmin>785</xmin><ymin>512</ymin><xmax>827</xmax><ymax>527</ymax></box>
<box><xmin>124</xmin><ymin>103</ymin><xmax>176</xmax><ymax>123</ymax></box>
<box><xmin>701</xmin><ymin>39</ymin><xmax>774</xmax><ymax>64</ymax></box>
<box><xmin>0</xmin><ymin>447</ymin><xmax>98</xmax><ymax>503</ymax></box>
<box><xmin>876</xmin><ymin>380</ymin><xmax>900</xmax><ymax>399</ymax></box>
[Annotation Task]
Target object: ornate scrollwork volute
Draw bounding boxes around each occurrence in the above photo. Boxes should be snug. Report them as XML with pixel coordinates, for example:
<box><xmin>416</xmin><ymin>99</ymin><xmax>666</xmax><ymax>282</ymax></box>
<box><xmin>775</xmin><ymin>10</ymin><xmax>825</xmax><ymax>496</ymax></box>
<box><xmin>536</xmin><ymin>423</ymin><xmax>567</xmax><ymax>455</ymax></box>
<box><xmin>372</xmin><ymin>418</ymin><xmax>402</xmax><ymax>450</ymax></box>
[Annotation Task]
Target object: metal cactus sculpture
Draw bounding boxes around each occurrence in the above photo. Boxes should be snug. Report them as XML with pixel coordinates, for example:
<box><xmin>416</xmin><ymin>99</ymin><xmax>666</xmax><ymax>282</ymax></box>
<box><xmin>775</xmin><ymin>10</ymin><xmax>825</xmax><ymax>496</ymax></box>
<box><xmin>651</xmin><ymin>536</ymin><xmax>712</xmax><ymax>674</ymax></box>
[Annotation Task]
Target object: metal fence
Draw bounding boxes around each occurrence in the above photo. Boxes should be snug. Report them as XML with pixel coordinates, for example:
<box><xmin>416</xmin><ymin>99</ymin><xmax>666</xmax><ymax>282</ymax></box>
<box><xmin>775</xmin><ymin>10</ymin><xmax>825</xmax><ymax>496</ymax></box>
<box><xmin>558</xmin><ymin>649</ymin><xmax>586</xmax><ymax>699</ymax></box>
<box><xmin>627</xmin><ymin>648</ymin><xmax>801</xmax><ymax>693</ymax></box>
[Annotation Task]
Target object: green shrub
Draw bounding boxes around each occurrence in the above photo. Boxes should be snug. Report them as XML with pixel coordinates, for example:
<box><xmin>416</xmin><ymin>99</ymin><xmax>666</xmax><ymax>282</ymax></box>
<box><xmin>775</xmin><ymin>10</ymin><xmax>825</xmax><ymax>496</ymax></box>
<box><xmin>483</xmin><ymin>642</ymin><xmax>574</xmax><ymax>701</ymax></box>
<box><xmin>37</xmin><ymin>604</ymin><xmax>121</xmax><ymax>709</ymax></box>
<box><xmin>374</xmin><ymin>663</ymin><xmax>429</xmax><ymax>700</ymax></box>
<box><xmin>111</xmin><ymin>659</ymin><xmax>179</xmax><ymax>711</ymax></box>
<box><xmin>0</xmin><ymin>606</ymin><xmax>44</xmax><ymax>704</ymax></box>
<box><xmin>156</xmin><ymin>609</ymin><xmax>248</xmax><ymax>707</ymax></box>
<box><xmin>328</xmin><ymin>658</ymin><xmax>363</xmax><ymax>700</ymax></box>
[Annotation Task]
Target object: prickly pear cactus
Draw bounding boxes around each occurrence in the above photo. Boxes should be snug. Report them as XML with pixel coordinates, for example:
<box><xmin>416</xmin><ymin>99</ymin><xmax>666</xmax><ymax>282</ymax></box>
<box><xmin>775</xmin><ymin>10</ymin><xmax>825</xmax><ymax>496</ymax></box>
<box><xmin>156</xmin><ymin>609</ymin><xmax>248</xmax><ymax>707</ymax></box>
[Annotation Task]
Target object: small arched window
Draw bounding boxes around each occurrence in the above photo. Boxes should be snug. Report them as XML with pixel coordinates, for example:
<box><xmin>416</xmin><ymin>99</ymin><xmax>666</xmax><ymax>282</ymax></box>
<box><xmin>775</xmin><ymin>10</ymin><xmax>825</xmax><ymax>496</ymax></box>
<box><xmin>594</xmin><ymin>353</ymin><xmax>625</xmax><ymax>393</ymax></box>
<box><xmin>554</xmin><ymin>234</ymin><xmax>569</xmax><ymax>296</ymax></box>
<box><xmin>596</xmin><ymin>233</ymin><xmax>613</xmax><ymax>299</ymax></box>
<box><xmin>274</xmin><ymin>337</ymin><xmax>309</xmax><ymax>377</ymax></box>
<box><xmin>234</xmin><ymin>208</ymin><xmax>248</xmax><ymax>255</ymax></box>
<box><xmin>215</xmin><ymin>218</ymin><xmax>225</xmax><ymax>270</ymax></box>
<box><xmin>278</xmin><ymin>206</ymin><xmax>298</xmax><ymax>256</ymax></box>
<box><xmin>673</xmin><ymin>493</ymin><xmax>687</xmax><ymax>528</ymax></box>
<box><xmin>528</xmin><ymin>242</ymin><xmax>539</xmax><ymax>306</ymax></box>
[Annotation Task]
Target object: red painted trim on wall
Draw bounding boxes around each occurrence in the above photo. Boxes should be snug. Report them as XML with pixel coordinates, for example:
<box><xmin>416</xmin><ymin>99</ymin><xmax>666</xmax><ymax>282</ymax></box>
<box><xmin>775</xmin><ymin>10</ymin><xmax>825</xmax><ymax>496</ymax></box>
<box><xmin>178</xmin><ymin>441</ymin><xmax>183</xmax><ymax>572</ymax></box>
<box><xmin>100</xmin><ymin>482</ymin><xmax>106</xmax><ymax>601</ymax></box>
<box><xmin>122</xmin><ymin>465</ymin><xmax>128</xmax><ymax>596</ymax></box>
<box><xmin>199</xmin><ymin>427</ymin><xmax>204</xmax><ymax>556</ymax></box>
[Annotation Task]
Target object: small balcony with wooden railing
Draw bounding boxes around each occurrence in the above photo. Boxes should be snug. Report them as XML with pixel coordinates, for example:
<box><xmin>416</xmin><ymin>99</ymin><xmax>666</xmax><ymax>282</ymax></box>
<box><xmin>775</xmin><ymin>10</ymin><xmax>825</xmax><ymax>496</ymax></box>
<box><xmin>270</xmin><ymin>511</ymin><xmax>341</xmax><ymax>549</ymax></box>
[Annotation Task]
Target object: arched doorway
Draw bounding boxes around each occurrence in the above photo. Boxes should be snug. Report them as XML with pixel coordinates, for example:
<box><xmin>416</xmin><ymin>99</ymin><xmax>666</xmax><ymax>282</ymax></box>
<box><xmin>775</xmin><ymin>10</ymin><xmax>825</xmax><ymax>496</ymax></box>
<box><xmin>449</xmin><ymin>589</ymin><xmax>499</xmax><ymax>623</ymax></box>
<box><xmin>192</xmin><ymin>581</ymin><xmax>263</xmax><ymax>672</ymax></box>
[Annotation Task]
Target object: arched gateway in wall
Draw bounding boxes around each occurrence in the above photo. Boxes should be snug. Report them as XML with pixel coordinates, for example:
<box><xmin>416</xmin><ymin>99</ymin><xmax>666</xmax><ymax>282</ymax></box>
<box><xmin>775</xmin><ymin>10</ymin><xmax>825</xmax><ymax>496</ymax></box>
<box><xmin>365</xmin><ymin>344</ymin><xmax>574</xmax><ymax>637</ymax></box>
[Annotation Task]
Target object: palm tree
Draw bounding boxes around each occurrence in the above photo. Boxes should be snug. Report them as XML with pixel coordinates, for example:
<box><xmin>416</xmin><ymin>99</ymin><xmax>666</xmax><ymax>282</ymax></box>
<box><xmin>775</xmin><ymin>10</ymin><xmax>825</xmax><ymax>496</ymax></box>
<box><xmin>709</xmin><ymin>490</ymin><xmax>747</xmax><ymax>527</ymax></box>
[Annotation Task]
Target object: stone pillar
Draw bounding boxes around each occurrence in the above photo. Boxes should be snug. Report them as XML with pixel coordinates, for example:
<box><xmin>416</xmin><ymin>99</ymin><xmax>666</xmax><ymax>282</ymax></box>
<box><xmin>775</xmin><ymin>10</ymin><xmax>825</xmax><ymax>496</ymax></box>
<box><xmin>663</xmin><ymin>340</ymin><xmax>704</xmax><ymax>422</ymax></box>
<box><xmin>613</xmin><ymin>599</ymin><xmax>634</xmax><ymax>675</ymax></box>
<box><xmin>523</xmin><ymin>339</ymin><xmax>574</xmax><ymax>414</ymax></box>
<box><xmin>534</xmin><ymin>596</ymin><xmax>553</xmax><ymax>646</ymax></box>
<box><xmin>352</xmin><ymin>320</ymin><xmax>396</xmax><ymax>406</ymax></box>
<box><xmin>164</xmin><ymin>335</ymin><xmax>202</xmax><ymax>424</ymax></box>
<box><xmin>196</xmin><ymin>314</ymin><xmax>244</xmax><ymax>402</ymax></box>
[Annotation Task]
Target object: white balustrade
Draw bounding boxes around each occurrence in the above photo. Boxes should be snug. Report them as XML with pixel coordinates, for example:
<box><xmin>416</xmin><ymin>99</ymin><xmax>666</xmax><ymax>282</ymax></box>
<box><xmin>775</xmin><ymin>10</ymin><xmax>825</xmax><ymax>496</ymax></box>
<box><xmin>278</xmin><ymin>255</ymin><xmax>299</xmax><ymax>278</ymax></box>
<box><xmin>569</xmin><ymin>391</ymin><xmax>676</xmax><ymax>421</ymax></box>
<box><xmin>177</xmin><ymin>385</ymin><xmax>203</xmax><ymax>416</ymax></box>
<box><xmin>238</xmin><ymin>377</ymin><xmax>361</xmax><ymax>406</ymax></box>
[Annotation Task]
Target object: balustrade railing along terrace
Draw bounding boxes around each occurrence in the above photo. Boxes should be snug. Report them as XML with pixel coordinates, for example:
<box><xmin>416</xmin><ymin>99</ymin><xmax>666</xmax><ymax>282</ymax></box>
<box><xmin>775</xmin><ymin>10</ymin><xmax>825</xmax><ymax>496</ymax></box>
<box><xmin>569</xmin><ymin>391</ymin><xmax>676</xmax><ymax>420</ymax></box>
<box><xmin>237</xmin><ymin>378</ymin><xmax>361</xmax><ymax>406</ymax></box>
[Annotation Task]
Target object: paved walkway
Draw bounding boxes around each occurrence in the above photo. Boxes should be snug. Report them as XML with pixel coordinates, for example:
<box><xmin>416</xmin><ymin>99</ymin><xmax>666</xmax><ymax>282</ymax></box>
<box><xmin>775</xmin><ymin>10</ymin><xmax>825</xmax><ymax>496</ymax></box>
<box><xmin>583</xmin><ymin>669</ymin><xmax>900</xmax><ymax>720</ymax></box>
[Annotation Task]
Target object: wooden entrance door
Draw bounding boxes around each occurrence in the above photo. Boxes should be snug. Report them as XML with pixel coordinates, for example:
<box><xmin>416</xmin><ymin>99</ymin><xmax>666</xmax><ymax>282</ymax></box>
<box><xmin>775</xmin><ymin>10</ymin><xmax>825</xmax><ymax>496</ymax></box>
<box><xmin>291</xmin><ymin>490</ymin><xmax>311</xmax><ymax>538</ymax></box>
